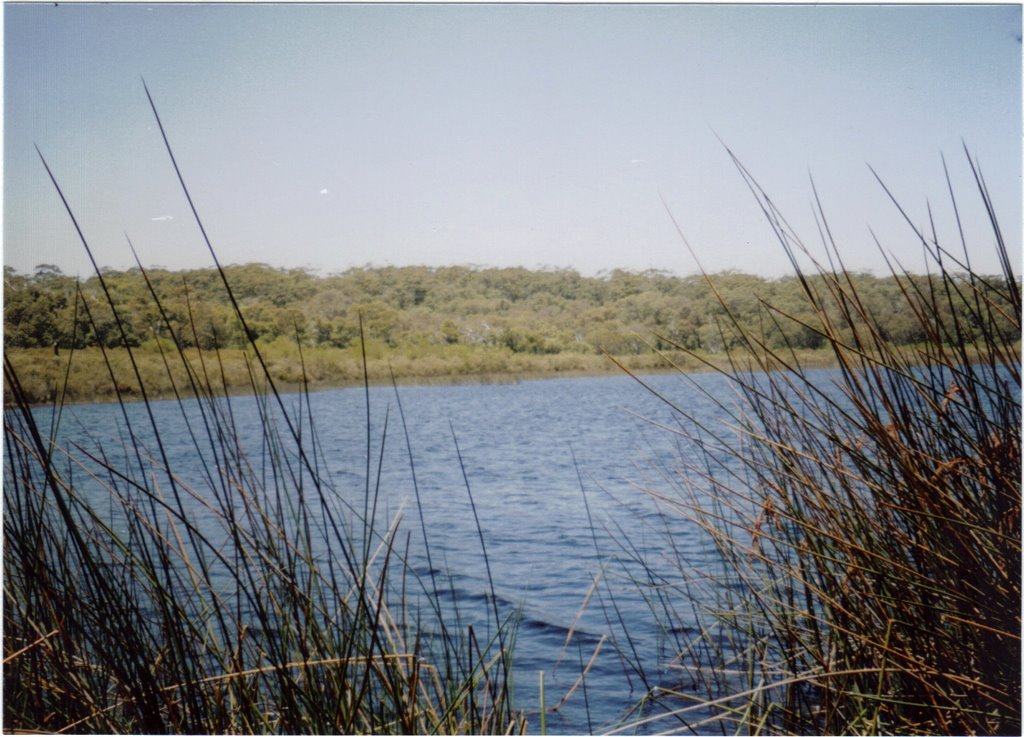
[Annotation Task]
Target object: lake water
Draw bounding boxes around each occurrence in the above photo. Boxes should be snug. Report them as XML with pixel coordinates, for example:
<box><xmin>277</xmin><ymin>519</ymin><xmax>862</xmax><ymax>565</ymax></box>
<box><xmin>26</xmin><ymin>369</ymin><xmax>814</xmax><ymax>733</ymax></box>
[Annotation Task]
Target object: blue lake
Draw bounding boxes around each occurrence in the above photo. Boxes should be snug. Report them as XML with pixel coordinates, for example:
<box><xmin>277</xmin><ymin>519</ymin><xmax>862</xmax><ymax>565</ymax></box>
<box><xmin>27</xmin><ymin>369</ymin><xmax>818</xmax><ymax>733</ymax></box>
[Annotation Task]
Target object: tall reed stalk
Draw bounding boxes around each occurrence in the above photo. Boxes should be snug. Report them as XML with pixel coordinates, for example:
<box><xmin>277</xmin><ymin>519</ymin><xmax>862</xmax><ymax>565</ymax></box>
<box><xmin>3</xmin><ymin>87</ymin><xmax>523</xmax><ymax>734</ymax></box>
<box><xmin>617</xmin><ymin>148</ymin><xmax>1020</xmax><ymax>735</ymax></box>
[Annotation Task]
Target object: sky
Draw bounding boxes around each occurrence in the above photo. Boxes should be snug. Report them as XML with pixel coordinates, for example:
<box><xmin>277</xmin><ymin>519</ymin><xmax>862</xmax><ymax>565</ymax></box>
<box><xmin>4</xmin><ymin>3</ymin><xmax>1022</xmax><ymax>279</ymax></box>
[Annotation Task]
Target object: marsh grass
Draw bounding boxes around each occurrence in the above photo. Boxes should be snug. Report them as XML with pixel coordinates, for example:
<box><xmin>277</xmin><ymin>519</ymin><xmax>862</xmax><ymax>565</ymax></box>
<box><xmin>3</xmin><ymin>86</ymin><xmax>524</xmax><ymax>734</ymax></box>
<box><xmin>4</xmin><ymin>338</ymin><xmax>777</xmax><ymax>406</ymax></box>
<box><xmin>612</xmin><ymin>148</ymin><xmax>1021</xmax><ymax>735</ymax></box>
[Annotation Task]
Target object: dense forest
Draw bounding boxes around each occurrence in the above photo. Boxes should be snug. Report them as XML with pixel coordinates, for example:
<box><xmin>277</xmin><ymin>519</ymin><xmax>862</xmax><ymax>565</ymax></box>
<box><xmin>7</xmin><ymin>262</ymin><xmax>1018</xmax><ymax>353</ymax></box>
<box><xmin>4</xmin><ymin>262</ymin><xmax>1018</xmax><ymax>403</ymax></box>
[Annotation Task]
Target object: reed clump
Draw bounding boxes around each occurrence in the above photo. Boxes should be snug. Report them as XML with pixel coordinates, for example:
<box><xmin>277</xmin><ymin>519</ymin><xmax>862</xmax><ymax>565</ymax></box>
<box><xmin>621</xmin><ymin>150</ymin><xmax>1020</xmax><ymax>735</ymax></box>
<box><xmin>4</xmin><ymin>356</ymin><xmax>522</xmax><ymax>734</ymax></box>
<box><xmin>3</xmin><ymin>87</ymin><xmax>523</xmax><ymax>735</ymax></box>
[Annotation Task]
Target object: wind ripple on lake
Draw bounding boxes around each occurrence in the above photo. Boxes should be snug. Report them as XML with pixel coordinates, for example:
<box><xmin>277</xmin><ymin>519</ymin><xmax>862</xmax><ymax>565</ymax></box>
<box><xmin>34</xmin><ymin>371</ymin><xmax>742</xmax><ymax>733</ymax></box>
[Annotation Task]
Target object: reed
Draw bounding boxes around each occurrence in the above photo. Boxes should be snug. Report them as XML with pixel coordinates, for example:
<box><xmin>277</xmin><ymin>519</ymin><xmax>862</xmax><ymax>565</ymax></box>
<box><xmin>614</xmin><ymin>148</ymin><xmax>1020</xmax><ymax>734</ymax></box>
<box><xmin>2</xmin><ymin>88</ymin><xmax>523</xmax><ymax>734</ymax></box>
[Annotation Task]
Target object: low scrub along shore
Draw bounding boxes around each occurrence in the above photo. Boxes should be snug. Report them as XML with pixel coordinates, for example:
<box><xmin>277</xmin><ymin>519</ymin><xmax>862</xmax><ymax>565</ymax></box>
<box><xmin>4</xmin><ymin>342</ymin><xmax>845</xmax><ymax>405</ymax></box>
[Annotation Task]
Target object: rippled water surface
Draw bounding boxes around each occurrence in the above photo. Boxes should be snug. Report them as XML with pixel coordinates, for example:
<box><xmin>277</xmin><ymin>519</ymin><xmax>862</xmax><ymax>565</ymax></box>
<box><xmin>37</xmin><ymin>370</ymin><xmax>779</xmax><ymax>733</ymax></box>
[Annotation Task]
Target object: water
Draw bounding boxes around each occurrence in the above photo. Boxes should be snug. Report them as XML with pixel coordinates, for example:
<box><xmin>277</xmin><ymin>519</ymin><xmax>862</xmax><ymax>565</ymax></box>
<box><xmin>22</xmin><ymin>370</ymin><xmax>798</xmax><ymax>732</ymax></box>
<box><xmin>17</xmin><ymin>360</ymin><xmax>1018</xmax><ymax>733</ymax></box>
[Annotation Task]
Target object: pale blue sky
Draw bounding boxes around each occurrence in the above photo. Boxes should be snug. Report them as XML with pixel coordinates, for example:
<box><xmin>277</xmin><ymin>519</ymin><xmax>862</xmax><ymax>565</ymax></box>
<box><xmin>4</xmin><ymin>3</ymin><xmax>1021</xmax><ymax>278</ymax></box>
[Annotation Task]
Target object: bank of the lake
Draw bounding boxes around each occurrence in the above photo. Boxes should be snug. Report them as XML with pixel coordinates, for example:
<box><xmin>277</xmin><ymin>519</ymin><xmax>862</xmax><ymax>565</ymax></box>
<box><xmin>5</xmin><ymin>343</ymin><xmax>848</xmax><ymax>405</ymax></box>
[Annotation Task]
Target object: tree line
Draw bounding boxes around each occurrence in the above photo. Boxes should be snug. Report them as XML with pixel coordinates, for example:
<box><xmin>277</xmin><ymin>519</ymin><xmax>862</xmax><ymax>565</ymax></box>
<box><xmin>4</xmin><ymin>262</ymin><xmax>1017</xmax><ymax>357</ymax></box>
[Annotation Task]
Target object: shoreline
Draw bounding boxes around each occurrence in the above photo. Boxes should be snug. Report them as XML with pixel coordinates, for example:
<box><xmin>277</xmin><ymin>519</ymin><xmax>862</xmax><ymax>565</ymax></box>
<box><xmin>4</xmin><ymin>360</ymin><xmax>668</xmax><ymax>409</ymax></box>
<box><xmin>10</xmin><ymin>341</ymin><xmax>1005</xmax><ymax>409</ymax></box>
<box><xmin>4</xmin><ymin>345</ymin><xmax>849</xmax><ymax>408</ymax></box>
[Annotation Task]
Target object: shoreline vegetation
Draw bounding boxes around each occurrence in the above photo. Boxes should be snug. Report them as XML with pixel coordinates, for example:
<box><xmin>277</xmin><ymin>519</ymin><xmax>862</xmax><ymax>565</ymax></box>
<box><xmin>4</xmin><ymin>262</ymin><xmax>1016</xmax><ymax>406</ymax></box>
<box><xmin>5</xmin><ymin>342</ymin><xmax>850</xmax><ymax>406</ymax></box>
